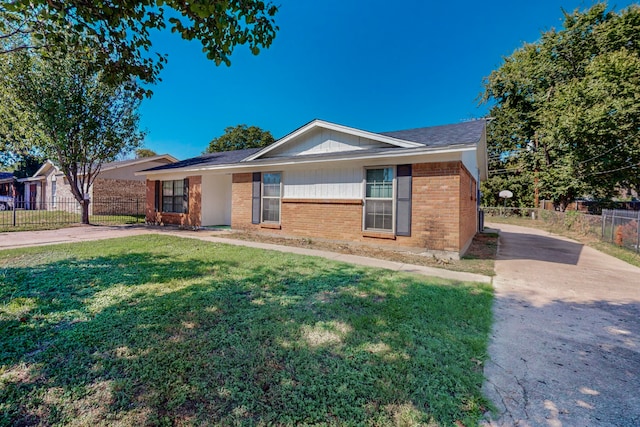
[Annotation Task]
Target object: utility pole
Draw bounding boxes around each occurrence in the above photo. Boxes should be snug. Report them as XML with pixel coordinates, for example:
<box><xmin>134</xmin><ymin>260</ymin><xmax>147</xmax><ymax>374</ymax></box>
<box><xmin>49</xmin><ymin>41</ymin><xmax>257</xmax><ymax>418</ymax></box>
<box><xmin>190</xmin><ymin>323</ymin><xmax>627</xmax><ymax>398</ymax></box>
<box><xmin>534</xmin><ymin>133</ymin><xmax>539</xmax><ymax>208</ymax></box>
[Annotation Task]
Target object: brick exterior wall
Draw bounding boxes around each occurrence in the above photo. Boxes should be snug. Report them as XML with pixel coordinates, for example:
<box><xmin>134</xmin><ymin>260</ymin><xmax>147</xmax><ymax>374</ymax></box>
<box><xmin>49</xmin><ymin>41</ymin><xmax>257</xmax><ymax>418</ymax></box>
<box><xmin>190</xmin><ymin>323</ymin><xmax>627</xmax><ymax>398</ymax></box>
<box><xmin>230</xmin><ymin>161</ymin><xmax>479</xmax><ymax>255</ymax></box>
<box><xmin>458</xmin><ymin>164</ymin><xmax>478</xmax><ymax>254</ymax></box>
<box><xmin>231</xmin><ymin>173</ymin><xmax>256</xmax><ymax>230</ymax></box>
<box><xmin>145</xmin><ymin>176</ymin><xmax>202</xmax><ymax>227</ymax></box>
<box><xmin>92</xmin><ymin>178</ymin><xmax>146</xmax><ymax>215</ymax></box>
<box><xmin>93</xmin><ymin>178</ymin><xmax>146</xmax><ymax>200</ymax></box>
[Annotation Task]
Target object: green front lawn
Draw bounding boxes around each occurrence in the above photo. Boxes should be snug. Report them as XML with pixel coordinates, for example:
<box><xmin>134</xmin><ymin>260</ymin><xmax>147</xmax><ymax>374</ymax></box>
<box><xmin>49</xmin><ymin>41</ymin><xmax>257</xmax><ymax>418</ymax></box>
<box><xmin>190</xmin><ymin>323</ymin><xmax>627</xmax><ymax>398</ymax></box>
<box><xmin>0</xmin><ymin>210</ymin><xmax>144</xmax><ymax>231</ymax></box>
<box><xmin>0</xmin><ymin>235</ymin><xmax>492</xmax><ymax>426</ymax></box>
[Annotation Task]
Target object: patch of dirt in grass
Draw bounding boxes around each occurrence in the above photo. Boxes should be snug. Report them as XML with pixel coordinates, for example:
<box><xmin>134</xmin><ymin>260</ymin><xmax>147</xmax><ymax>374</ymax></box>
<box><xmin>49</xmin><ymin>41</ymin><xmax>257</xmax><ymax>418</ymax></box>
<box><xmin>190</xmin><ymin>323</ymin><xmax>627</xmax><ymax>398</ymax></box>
<box><xmin>223</xmin><ymin>231</ymin><xmax>497</xmax><ymax>276</ymax></box>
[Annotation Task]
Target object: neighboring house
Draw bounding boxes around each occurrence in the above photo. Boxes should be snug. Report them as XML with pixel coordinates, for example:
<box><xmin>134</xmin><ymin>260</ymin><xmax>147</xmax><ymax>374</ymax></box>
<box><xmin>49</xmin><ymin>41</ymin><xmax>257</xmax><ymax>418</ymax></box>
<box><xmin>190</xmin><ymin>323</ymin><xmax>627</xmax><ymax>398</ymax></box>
<box><xmin>141</xmin><ymin>119</ymin><xmax>488</xmax><ymax>257</ymax></box>
<box><xmin>0</xmin><ymin>172</ymin><xmax>16</xmax><ymax>197</ymax></box>
<box><xmin>0</xmin><ymin>172</ymin><xmax>16</xmax><ymax>210</ymax></box>
<box><xmin>18</xmin><ymin>155</ymin><xmax>178</xmax><ymax>212</ymax></box>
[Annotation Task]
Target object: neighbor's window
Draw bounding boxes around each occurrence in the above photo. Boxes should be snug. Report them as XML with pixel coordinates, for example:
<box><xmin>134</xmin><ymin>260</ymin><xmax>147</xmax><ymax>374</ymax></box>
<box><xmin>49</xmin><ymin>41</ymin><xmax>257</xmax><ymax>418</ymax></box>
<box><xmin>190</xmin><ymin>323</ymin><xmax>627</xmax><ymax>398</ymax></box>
<box><xmin>364</xmin><ymin>167</ymin><xmax>394</xmax><ymax>231</ymax></box>
<box><xmin>262</xmin><ymin>172</ymin><xmax>281</xmax><ymax>223</ymax></box>
<box><xmin>162</xmin><ymin>179</ymin><xmax>186</xmax><ymax>213</ymax></box>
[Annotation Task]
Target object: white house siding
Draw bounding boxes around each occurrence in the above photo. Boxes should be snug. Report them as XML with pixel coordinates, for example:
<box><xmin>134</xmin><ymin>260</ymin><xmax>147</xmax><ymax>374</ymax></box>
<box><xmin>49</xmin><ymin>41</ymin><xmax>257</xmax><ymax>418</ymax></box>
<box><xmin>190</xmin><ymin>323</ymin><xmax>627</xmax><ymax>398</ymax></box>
<box><xmin>201</xmin><ymin>174</ymin><xmax>232</xmax><ymax>226</ymax></box>
<box><xmin>266</xmin><ymin>128</ymin><xmax>389</xmax><ymax>158</ymax></box>
<box><xmin>283</xmin><ymin>166</ymin><xmax>363</xmax><ymax>199</ymax></box>
<box><xmin>461</xmin><ymin>150</ymin><xmax>479</xmax><ymax>183</ymax></box>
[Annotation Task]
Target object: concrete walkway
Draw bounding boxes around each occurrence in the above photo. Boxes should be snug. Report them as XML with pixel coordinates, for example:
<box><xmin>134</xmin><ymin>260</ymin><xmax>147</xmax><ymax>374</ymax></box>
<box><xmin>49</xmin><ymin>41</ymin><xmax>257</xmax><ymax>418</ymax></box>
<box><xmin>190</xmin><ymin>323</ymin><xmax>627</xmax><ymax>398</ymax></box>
<box><xmin>482</xmin><ymin>222</ymin><xmax>640</xmax><ymax>427</ymax></box>
<box><xmin>0</xmin><ymin>224</ymin><xmax>491</xmax><ymax>284</ymax></box>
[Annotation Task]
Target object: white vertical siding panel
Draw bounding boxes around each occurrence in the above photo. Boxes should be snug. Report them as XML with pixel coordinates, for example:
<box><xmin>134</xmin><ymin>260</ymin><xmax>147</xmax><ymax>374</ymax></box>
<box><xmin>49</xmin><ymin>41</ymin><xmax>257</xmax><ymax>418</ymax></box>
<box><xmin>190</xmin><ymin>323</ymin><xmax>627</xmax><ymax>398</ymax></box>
<box><xmin>283</xmin><ymin>166</ymin><xmax>363</xmax><ymax>199</ymax></box>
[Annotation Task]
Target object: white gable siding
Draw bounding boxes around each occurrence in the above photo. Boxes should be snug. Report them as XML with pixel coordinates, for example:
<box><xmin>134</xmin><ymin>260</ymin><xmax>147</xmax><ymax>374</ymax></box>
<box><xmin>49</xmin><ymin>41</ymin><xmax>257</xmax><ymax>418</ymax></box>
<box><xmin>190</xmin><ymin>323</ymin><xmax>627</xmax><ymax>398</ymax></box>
<box><xmin>266</xmin><ymin>128</ymin><xmax>389</xmax><ymax>158</ymax></box>
<box><xmin>284</xmin><ymin>166</ymin><xmax>363</xmax><ymax>199</ymax></box>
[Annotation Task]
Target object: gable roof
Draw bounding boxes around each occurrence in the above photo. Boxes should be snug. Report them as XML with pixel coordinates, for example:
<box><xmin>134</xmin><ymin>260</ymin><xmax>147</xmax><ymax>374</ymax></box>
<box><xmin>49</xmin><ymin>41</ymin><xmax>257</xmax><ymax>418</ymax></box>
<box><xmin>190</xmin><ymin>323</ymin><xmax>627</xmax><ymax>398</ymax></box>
<box><xmin>243</xmin><ymin>119</ymin><xmax>424</xmax><ymax>161</ymax></box>
<box><xmin>143</xmin><ymin>148</ymin><xmax>262</xmax><ymax>172</ymax></box>
<box><xmin>99</xmin><ymin>154</ymin><xmax>178</xmax><ymax>172</ymax></box>
<box><xmin>379</xmin><ymin>120</ymin><xmax>486</xmax><ymax>147</ymax></box>
<box><xmin>140</xmin><ymin>119</ymin><xmax>487</xmax><ymax>178</ymax></box>
<box><xmin>23</xmin><ymin>154</ymin><xmax>178</xmax><ymax>180</ymax></box>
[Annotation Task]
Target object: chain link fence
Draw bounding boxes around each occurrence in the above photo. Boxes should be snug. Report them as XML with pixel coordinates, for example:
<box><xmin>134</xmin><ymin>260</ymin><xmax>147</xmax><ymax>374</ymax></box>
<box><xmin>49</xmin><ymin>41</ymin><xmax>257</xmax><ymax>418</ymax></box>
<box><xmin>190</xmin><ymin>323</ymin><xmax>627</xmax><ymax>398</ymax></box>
<box><xmin>0</xmin><ymin>196</ymin><xmax>145</xmax><ymax>231</ymax></box>
<box><xmin>601</xmin><ymin>209</ymin><xmax>640</xmax><ymax>253</ymax></box>
<box><xmin>483</xmin><ymin>206</ymin><xmax>602</xmax><ymax>234</ymax></box>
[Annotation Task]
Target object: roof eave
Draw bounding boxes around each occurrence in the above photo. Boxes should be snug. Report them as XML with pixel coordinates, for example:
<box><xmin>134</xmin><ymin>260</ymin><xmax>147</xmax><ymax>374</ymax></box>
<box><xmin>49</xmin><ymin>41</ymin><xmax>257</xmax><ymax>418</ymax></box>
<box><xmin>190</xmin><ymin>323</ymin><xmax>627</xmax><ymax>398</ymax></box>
<box><xmin>139</xmin><ymin>143</ymin><xmax>477</xmax><ymax>177</ymax></box>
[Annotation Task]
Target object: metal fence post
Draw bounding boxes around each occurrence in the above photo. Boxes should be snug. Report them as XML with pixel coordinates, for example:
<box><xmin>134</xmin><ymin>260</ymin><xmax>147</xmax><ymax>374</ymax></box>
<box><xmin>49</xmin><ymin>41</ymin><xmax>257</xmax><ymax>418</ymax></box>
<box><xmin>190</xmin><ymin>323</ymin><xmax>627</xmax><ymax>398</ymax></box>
<box><xmin>12</xmin><ymin>196</ymin><xmax>16</xmax><ymax>227</ymax></box>
<box><xmin>637</xmin><ymin>210</ymin><xmax>640</xmax><ymax>253</ymax></box>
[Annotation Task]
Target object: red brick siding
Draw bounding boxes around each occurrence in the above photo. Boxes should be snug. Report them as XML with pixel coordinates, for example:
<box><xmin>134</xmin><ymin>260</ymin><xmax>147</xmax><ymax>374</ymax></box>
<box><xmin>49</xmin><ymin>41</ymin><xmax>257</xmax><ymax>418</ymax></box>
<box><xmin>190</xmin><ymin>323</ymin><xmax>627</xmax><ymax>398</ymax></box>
<box><xmin>92</xmin><ymin>178</ymin><xmax>146</xmax><ymax>215</ymax></box>
<box><xmin>145</xmin><ymin>176</ymin><xmax>202</xmax><ymax>227</ymax></box>
<box><xmin>282</xmin><ymin>199</ymin><xmax>363</xmax><ymax>240</ymax></box>
<box><xmin>93</xmin><ymin>178</ymin><xmax>146</xmax><ymax>200</ymax></box>
<box><xmin>458</xmin><ymin>164</ymin><xmax>478</xmax><ymax>254</ymax></box>
<box><xmin>230</xmin><ymin>161</ymin><xmax>472</xmax><ymax>254</ymax></box>
<box><xmin>231</xmin><ymin>173</ymin><xmax>260</xmax><ymax>230</ymax></box>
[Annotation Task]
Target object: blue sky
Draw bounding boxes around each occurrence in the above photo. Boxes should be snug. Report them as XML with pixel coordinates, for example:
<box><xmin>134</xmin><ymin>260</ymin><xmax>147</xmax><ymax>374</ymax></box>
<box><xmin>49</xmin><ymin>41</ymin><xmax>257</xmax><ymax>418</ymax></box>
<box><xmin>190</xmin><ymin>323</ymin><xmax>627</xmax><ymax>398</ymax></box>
<box><xmin>139</xmin><ymin>1</ymin><xmax>636</xmax><ymax>160</ymax></box>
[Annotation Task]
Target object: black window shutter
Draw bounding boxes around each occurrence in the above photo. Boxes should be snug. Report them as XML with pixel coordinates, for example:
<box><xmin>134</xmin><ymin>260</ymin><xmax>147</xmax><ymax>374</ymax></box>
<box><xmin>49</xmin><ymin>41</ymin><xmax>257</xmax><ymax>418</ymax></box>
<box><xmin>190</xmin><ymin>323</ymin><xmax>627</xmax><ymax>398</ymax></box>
<box><xmin>183</xmin><ymin>178</ymin><xmax>189</xmax><ymax>214</ymax></box>
<box><xmin>252</xmin><ymin>172</ymin><xmax>261</xmax><ymax>224</ymax></box>
<box><xmin>396</xmin><ymin>165</ymin><xmax>412</xmax><ymax>236</ymax></box>
<box><xmin>154</xmin><ymin>181</ymin><xmax>160</xmax><ymax>211</ymax></box>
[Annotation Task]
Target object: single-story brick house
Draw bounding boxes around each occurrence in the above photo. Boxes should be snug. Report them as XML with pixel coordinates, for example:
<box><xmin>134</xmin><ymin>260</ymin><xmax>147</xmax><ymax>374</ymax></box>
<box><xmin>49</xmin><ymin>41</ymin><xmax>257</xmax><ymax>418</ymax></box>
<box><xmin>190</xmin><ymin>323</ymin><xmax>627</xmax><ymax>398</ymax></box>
<box><xmin>140</xmin><ymin>119</ymin><xmax>488</xmax><ymax>257</ymax></box>
<box><xmin>18</xmin><ymin>155</ymin><xmax>177</xmax><ymax>212</ymax></box>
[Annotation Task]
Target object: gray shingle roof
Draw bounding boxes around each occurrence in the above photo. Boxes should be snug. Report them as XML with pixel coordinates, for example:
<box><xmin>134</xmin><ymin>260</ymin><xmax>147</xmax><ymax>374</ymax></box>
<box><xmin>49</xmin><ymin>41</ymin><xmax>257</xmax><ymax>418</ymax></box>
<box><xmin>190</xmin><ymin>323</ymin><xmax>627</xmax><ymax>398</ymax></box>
<box><xmin>143</xmin><ymin>148</ymin><xmax>262</xmax><ymax>172</ymax></box>
<box><xmin>142</xmin><ymin>121</ymin><xmax>485</xmax><ymax>173</ymax></box>
<box><xmin>0</xmin><ymin>172</ymin><xmax>14</xmax><ymax>181</ymax></box>
<box><xmin>379</xmin><ymin>120</ymin><xmax>485</xmax><ymax>147</ymax></box>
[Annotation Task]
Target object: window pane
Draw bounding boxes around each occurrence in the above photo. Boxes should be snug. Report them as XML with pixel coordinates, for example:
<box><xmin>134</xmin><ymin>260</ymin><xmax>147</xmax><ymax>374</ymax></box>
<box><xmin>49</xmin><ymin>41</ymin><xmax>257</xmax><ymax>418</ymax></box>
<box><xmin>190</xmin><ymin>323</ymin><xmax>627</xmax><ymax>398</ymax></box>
<box><xmin>263</xmin><ymin>173</ymin><xmax>281</xmax><ymax>185</ymax></box>
<box><xmin>174</xmin><ymin>196</ymin><xmax>185</xmax><ymax>213</ymax></box>
<box><xmin>365</xmin><ymin>200</ymin><xmax>392</xmax><ymax>231</ymax></box>
<box><xmin>366</xmin><ymin>168</ymin><xmax>393</xmax><ymax>198</ymax></box>
<box><xmin>174</xmin><ymin>181</ymin><xmax>184</xmax><ymax>196</ymax></box>
<box><xmin>263</xmin><ymin>173</ymin><xmax>281</xmax><ymax>197</ymax></box>
<box><xmin>263</xmin><ymin>184</ymin><xmax>280</xmax><ymax>197</ymax></box>
<box><xmin>262</xmin><ymin>198</ymin><xmax>280</xmax><ymax>222</ymax></box>
<box><xmin>163</xmin><ymin>181</ymin><xmax>173</xmax><ymax>196</ymax></box>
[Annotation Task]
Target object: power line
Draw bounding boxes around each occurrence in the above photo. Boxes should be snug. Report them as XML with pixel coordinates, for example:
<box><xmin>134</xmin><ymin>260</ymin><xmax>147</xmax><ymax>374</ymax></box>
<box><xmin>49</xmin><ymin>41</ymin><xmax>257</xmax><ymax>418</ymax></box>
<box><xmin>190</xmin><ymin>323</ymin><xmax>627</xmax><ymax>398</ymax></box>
<box><xmin>584</xmin><ymin>162</ymin><xmax>640</xmax><ymax>177</ymax></box>
<box><xmin>578</xmin><ymin>142</ymin><xmax>626</xmax><ymax>165</ymax></box>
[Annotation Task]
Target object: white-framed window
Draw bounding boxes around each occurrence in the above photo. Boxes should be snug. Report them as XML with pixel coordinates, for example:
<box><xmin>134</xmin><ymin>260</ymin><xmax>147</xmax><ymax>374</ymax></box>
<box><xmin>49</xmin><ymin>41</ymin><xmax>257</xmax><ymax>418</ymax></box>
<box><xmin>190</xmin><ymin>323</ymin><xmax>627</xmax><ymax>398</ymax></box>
<box><xmin>262</xmin><ymin>172</ymin><xmax>281</xmax><ymax>223</ymax></box>
<box><xmin>364</xmin><ymin>167</ymin><xmax>394</xmax><ymax>232</ymax></box>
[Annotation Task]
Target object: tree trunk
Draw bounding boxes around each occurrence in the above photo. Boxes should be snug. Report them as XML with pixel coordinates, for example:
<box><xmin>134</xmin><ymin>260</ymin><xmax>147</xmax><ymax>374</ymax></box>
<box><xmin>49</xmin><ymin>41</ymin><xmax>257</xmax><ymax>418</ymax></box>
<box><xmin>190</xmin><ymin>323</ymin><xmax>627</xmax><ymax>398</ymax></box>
<box><xmin>81</xmin><ymin>199</ymin><xmax>90</xmax><ymax>224</ymax></box>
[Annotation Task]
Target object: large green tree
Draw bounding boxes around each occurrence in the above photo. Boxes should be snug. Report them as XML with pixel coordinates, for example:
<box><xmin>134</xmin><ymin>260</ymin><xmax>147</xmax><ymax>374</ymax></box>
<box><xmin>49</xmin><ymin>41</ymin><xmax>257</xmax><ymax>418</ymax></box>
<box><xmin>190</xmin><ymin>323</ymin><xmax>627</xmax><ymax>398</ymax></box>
<box><xmin>0</xmin><ymin>48</ymin><xmax>144</xmax><ymax>223</ymax></box>
<box><xmin>0</xmin><ymin>1</ymin><xmax>278</xmax><ymax>93</ymax></box>
<box><xmin>204</xmin><ymin>124</ymin><xmax>275</xmax><ymax>153</ymax></box>
<box><xmin>481</xmin><ymin>3</ymin><xmax>640</xmax><ymax>210</ymax></box>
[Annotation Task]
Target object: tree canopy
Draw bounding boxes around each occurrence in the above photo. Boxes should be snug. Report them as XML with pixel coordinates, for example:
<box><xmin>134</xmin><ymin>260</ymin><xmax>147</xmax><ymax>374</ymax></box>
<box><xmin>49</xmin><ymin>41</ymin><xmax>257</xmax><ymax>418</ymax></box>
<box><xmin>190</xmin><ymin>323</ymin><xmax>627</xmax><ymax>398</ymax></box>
<box><xmin>204</xmin><ymin>124</ymin><xmax>275</xmax><ymax>153</ymax></box>
<box><xmin>135</xmin><ymin>148</ymin><xmax>158</xmax><ymax>158</ymax></box>
<box><xmin>0</xmin><ymin>47</ymin><xmax>145</xmax><ymax>223</ymax></box>
<box><xmin>0</xmin><ymin>0</ymin><xmax>279</xmax><ymax>93</ymax></box>
<box><xmin>481</xmin><ymin>3</ymin><xmax>640</xmax><ymax>210</ymax></box>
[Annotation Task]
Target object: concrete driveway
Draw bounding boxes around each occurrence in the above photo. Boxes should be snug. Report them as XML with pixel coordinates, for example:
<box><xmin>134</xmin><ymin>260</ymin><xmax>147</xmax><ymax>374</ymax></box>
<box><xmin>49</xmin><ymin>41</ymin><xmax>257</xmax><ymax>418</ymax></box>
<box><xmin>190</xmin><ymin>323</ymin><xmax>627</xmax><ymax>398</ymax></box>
<box><xmin>482</xmin><ymin>222</ymin><xmax>640</xmax><ymax>426</ymax></box>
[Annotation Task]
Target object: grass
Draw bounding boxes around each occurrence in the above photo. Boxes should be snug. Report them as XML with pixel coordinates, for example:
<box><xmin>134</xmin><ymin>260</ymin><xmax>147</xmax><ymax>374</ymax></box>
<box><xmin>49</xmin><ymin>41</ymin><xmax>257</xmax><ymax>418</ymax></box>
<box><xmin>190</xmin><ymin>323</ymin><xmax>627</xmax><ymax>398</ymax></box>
<box><xmin>486</xmin><ymin>215</ymin><xmax>640</xmax><ymax>268</ymax></box>
<box><xmin>0</xmin><ymin>235</ymin><xmax>493</xmax><ymax>426</ymax></box>
<box><xmin>0</xmin><ymin>210</ymin><xmax>144</xmax><ymax>232</ymax></box>
<box><xmin>224</xmin><ymin>231</ymin><xmax>498</xmax><ymax>277</ymax></box>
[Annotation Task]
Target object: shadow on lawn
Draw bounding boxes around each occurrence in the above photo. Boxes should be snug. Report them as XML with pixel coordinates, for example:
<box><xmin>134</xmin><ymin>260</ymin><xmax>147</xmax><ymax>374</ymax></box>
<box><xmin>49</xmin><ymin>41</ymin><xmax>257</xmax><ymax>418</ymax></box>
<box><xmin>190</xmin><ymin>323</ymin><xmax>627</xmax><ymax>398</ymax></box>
<box><xmin>1</xmin><ymin>250</ymin><xmax>492</xmax><ymax>426</ymax></box>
